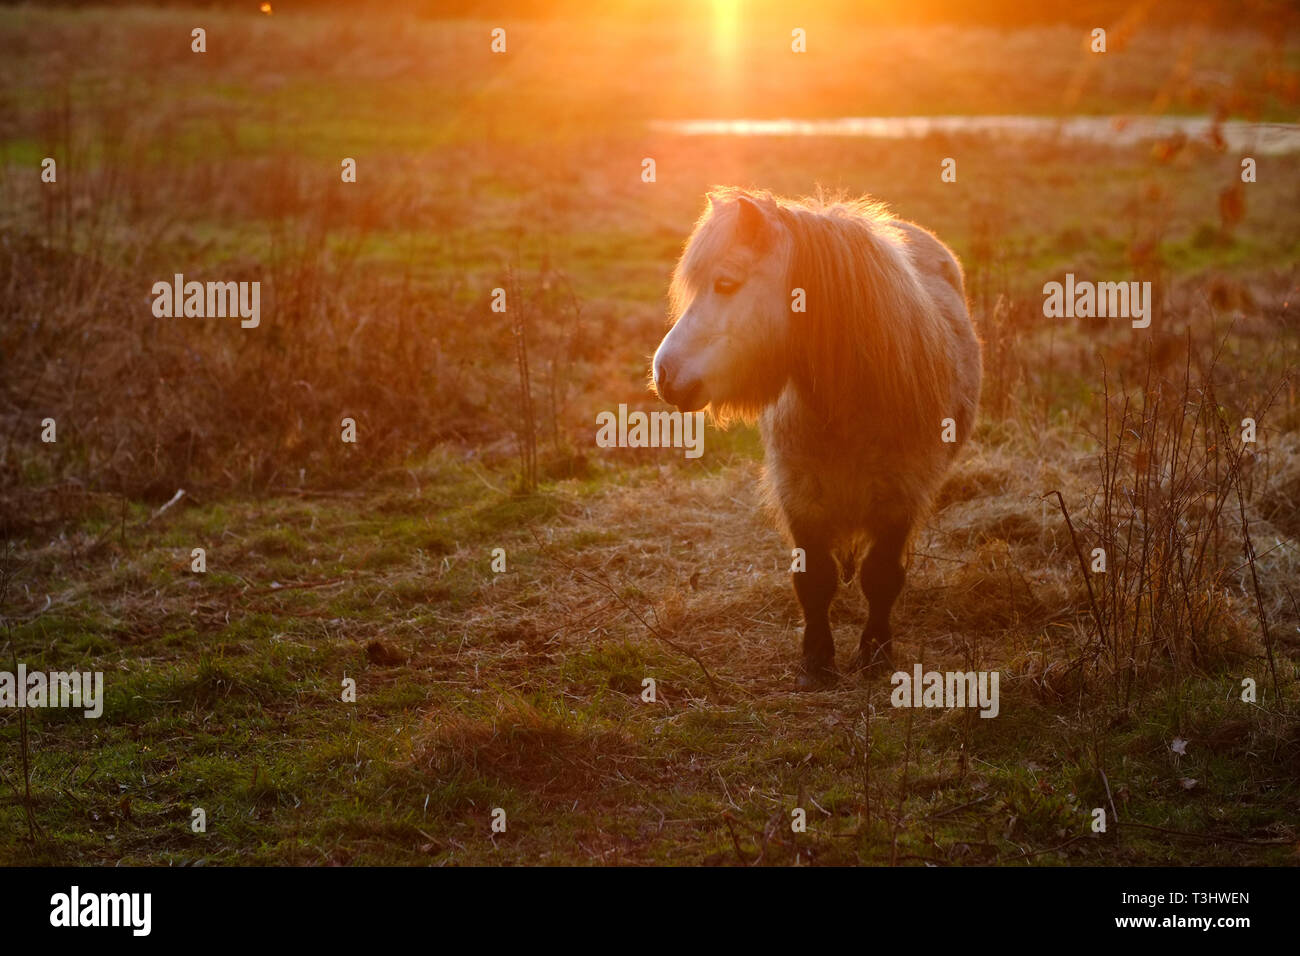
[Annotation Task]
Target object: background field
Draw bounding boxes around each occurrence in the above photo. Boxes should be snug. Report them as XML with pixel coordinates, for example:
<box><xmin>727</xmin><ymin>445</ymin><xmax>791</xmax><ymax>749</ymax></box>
<box><xmin>1</xmin><ymin>2</ymin><xmax>1298</xmax><ymax>864</ymax></box>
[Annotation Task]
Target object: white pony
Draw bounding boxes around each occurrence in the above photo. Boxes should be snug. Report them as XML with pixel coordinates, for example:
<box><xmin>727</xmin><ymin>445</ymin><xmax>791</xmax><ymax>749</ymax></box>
<box><xmin>652</xmin><ymin>188</ymin><xmax>981</xmax><ymax>687</ymax></box>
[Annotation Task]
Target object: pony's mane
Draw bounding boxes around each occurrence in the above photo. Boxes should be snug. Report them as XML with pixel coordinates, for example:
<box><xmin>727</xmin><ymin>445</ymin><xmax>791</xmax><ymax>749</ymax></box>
<box><xmin>673</xmin><ymin>188</ymin><xmax>954</xmax><ymax>436</ymax></box>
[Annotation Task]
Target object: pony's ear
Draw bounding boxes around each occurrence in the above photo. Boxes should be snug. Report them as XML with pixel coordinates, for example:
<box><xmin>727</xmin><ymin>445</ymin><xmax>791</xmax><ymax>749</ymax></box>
<box><xmin>735</xmin><ymin>195</ymin><xmax>770</xmax><ymax>247</ymax></box>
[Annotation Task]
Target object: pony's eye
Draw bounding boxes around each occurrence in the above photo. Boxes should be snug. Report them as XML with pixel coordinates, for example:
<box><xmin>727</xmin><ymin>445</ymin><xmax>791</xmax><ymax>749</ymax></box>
<box><xmin>713</xmin><ymin>277</ymin><xmax>740</xmax><ymax>295</ymax></box>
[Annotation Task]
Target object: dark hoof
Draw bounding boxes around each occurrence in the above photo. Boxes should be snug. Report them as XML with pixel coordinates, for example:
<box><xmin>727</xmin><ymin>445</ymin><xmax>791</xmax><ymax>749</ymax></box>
<box><xmin>795</xmin><ymin>662</ymin><xmax>837</xmax><ymax>690</ymax></box>
<box><xmin>851</xmin><ymin>643</ymin><xmax>894</xmax><ymax>676</ymax></box>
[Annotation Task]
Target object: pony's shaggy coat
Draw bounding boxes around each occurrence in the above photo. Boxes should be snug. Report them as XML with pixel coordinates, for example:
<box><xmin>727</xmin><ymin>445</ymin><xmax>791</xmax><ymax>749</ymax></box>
<box><xmin>655</xmin><ymin>188</ymin><xmax>981</xmax><ymax>683</ymax></box>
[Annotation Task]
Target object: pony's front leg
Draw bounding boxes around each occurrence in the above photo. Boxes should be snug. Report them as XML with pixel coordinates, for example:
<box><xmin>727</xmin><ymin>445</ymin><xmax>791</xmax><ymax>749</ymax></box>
<box><xmin>792</xmin><ymin>535</ymin><xmax>838</xmax><ymax>689</ymax></box>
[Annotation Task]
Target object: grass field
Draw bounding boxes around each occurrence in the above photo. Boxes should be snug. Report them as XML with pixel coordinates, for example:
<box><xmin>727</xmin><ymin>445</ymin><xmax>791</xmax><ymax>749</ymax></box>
<box><xmin>1</xmin><ymin>5</ymin><xmax>1298</xmax><ymax>865</ymax></box>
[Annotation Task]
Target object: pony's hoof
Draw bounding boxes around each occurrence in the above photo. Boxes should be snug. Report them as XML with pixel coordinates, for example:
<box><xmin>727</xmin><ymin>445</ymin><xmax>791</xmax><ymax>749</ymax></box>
<box><xmin>795</xmin><ymin>663</ymin><xmax>837</xmax><ymax>690</ymax></box>
<box><xmin>851</xmin><ymin>645</ymin><xmax>893</xmax><ymax>677</ymax></box>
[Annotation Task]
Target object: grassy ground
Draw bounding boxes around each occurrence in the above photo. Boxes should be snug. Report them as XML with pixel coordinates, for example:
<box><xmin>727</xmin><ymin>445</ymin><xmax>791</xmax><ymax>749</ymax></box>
<box><xmin>5</xmin><ymin>426</ymin><xmax>1299</xmax><ymax>865</ymax></box>
<box><xmin>1</xmin><ymin>7</ymin><xmax>1298</xmax><ymax>864</ymax></box>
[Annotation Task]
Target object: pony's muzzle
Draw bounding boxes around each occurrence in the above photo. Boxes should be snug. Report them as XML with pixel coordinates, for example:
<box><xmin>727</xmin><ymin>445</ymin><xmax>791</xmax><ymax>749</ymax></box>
<box><xmin>653</xmin><ymin>355</ymin><xmax>705</xmax><ymax>412</ymax></box>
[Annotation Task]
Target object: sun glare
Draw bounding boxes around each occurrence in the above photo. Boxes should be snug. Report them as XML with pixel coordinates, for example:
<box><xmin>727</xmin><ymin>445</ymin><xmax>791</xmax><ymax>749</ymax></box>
<box><xmin>711</xmin><ymin>0</ymin><xmax>741</xmax><ymax>73</ymax></box>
